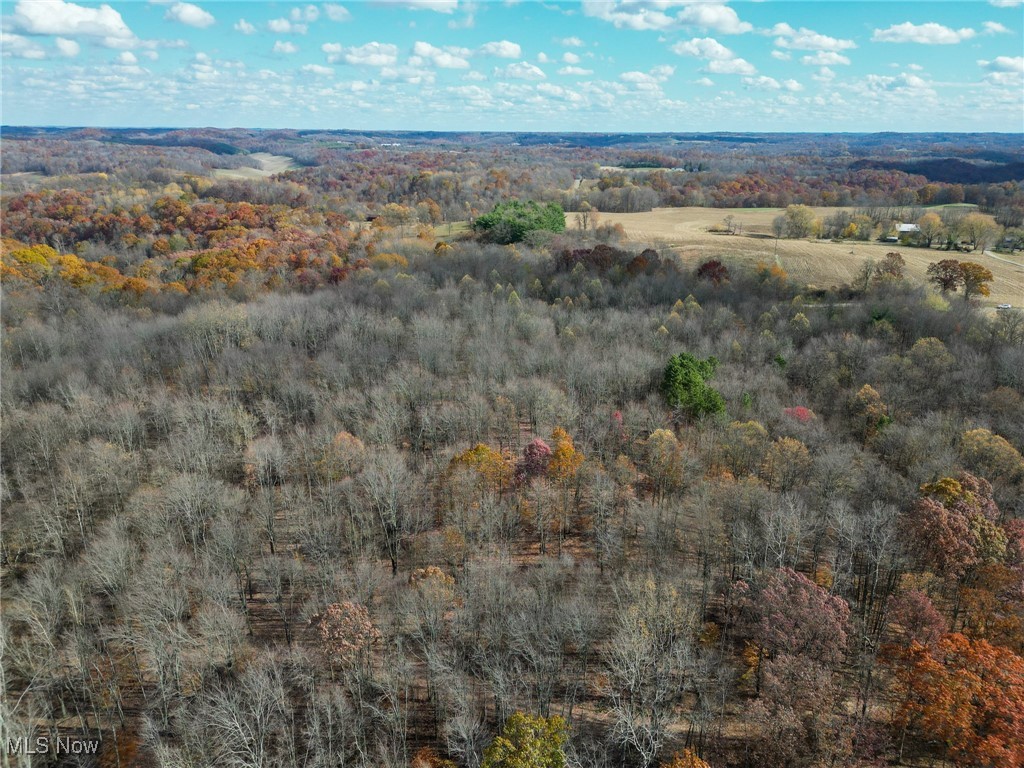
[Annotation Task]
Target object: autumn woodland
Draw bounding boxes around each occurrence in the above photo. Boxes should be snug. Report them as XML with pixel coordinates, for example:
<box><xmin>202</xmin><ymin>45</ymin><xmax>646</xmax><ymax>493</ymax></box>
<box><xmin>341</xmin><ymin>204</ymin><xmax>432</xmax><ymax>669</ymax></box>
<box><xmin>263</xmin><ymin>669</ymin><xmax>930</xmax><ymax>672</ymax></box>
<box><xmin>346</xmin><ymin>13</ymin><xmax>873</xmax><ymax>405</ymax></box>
<box><xmin>2</xmin><ymin>128</ymin><xmax>1024</xmax><ymax>768</ymax></box>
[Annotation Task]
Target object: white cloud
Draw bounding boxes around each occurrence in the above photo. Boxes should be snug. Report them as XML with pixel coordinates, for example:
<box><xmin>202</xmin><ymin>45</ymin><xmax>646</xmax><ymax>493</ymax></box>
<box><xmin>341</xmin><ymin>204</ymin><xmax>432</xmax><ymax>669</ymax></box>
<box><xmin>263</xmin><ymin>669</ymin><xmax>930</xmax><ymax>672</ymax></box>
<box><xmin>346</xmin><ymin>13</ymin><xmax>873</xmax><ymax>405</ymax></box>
<box><xmin>480</xmin><ymin>40</ymin><xmax>521</xmax><ymax>58</ymax></box>
<box><xmin>55</xmin><ymin>37</ymin><xmax>80</xmax><ymax>57</ymax></box>
<box><xmin>2</xmin><ymin>32</ymin><xmax>47</xmax><ymax>59</ymax></box>
<box><xmin>988</xmin><ymin>0</ymin><xmax>1022</xmax><ymax>6</ymax></box>
<box><xmin>302</xmin><ymin>63</ymin><xmax>334</xmax><ymax>76</ymax></box>
<box><xmin>117</xmin><ymin>51</ymin><xmax>137</xmax><ymax>64</ymax></box>
<box><xmin>558</xmin><ymin>65</ymin><xmax>593</xmax><ymax>76</ymax></box>
<box><xmin>706</xmin><ymin>57</ymin><xmax>755</xmax><ymax>75</ymax></box>
<box><xmin>322</xmin><ymin>42</ymin><xmax>343</xmax><ymax>62</ymax></box>
<box><xmin>676</xmin><ymin>3</ymin><xmax>752</xmax><ymax>35</ymax></box>
<box><xmin>560</xmin><ymin>36</ymin><xmax>584</xmax><ymax>47</ymax></box>
<box><xmin>694</xmin><ymin>76</ymin><xmax>714</xmax><ymax>86</ymax></box>
<box><xmin>772</xmin><ymin>24</ymin><xmax>856</xmax><ymax>51</ymax></box>
<box><xmin>671</xmin><ymin>36</ymin><xmax>736</xmax><ymax>60</ymax></box>
<box><xmin>268</xmin><ymin>18</ymin><xmax>307</xmax><ymax>34</ymax></box>
<box><xmin>495</xmin><ymin>61</ymin><xmax>546</xmax><ymax>79</ymax></box>
<box><xmin>412</xmin><ymin>40</ymin><xmax>470</xmax><ymax>68</ymax></box>
<box><xmin>982</xmin><ymin>21</ymin><xmax>1011</xmax><ymax>35</ymax></box>
<box><xmin>801</xmin><ymin>51</ymin><xmax>850</xmax><ymax>66</ymax></box>
<box><xmin>563</xmin><ymin>51</ymin><xmax>580</xmax><ymax>64</ymax></box>
<box><xmin>463</xmin><ymin>70</ymin><xmax>486</xmax><ymax>81</ymax></box>
<box><xmin>771</xmin><ymin>50</ymin><xmax>791</xmax><ymax>61</ymax></box>
<box><xmin>671</xmin><ymin>36</ymin><xmax>753</xmax><ymax>75</ymax></box>
<box><xmin>582</xmin><ymin>0</ymin><xmax>674</xmax><ymax>31</ymax></box>
<box><xmin>324</xmin><ymin>4</ymin><xmax>351</xmax><ymax>22</ymax></box>
<box><xmin>782</xmin><ymin>79</ymin><xmax>804</xmax><ymax>92</ymax></box>
<box><xmin>620</xmin><ymin>65</ymin><xmax>673</xmax><ymax>91</ymax></box>
<box><xmin>979</xmin><ymin>56</ymin><xmax>1024</xmax><ymax>72</ymax></box>
<box><xmin>273</xmin><ymin>40</ymin><xmax>299</xmax><ymax>54</ymax></box>
<box><xmin>234</xmin><ymin>18</ymin><xmax>255</xmax><ymax>34</ymax></box>
<box><xmin>850</xmin><ymin>72</ymin><xmax>938</xmax><ymax>103</ymax></box>
<box><xmin>743</xmin><ymin>75</ymin><xmax>780</xmax><ymax>89</ymax></box>
<box><xmin>380</xmin><ymin>0</ymin><xmax>459</xmax><ymax>12</ymax></box>
<box><xmin>813</xmin><ymin>66</ymin><xmax>836</xmax><ymax>82</ymax></box>
<box><xmin>872</xmin><ymin>22</ymin><xmax>976</xmax><ymax>44</ymax></box>
<box><xmin>341</xmin><ymin>41</ymin><xmax>399</xmax><ymax>66</ymax></box>
<box><xmin>291</xmin><ymin>5</ymin><xmax>320</xmax><ymax>22</ymax></box>
<box><xmin>164</xmin><ymin>2</ymin><xmax>214</xmax><ymax>28</ymax></box>
<box><xmin>8</xmin><ymin>0</ymin><xmax>135</xmax><ymax>42</ymax></box>
<box><xmin>538</xmin><ymin>52</ymin><xmax>551</xmax><ymax>63</ymax></box>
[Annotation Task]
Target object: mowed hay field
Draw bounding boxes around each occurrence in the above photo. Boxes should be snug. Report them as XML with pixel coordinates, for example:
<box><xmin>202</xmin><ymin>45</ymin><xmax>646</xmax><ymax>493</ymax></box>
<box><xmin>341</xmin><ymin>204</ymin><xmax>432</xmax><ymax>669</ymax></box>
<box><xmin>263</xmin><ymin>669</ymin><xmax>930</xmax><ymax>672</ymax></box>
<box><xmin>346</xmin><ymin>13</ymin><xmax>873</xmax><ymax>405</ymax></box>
<box><xmin>584</xmin><ymin>207</ymin><xmax>1024</xmax><ymax>308</ymax></box>
<box><xmin>211</xmin><ymin>152</ymin><xmax>299</xmax><ymax>180</ymax></box>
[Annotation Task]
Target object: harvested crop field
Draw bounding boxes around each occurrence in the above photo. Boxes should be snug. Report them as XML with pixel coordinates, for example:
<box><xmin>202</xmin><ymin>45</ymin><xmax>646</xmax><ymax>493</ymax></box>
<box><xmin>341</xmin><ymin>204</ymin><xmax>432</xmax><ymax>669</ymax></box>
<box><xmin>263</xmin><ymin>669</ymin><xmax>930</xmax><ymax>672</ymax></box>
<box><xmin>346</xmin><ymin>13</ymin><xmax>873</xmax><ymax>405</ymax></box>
<box><xmin>588</xmin><ymin>206</ymin><xmax>1024</xmax><ymax>308</ymax></box>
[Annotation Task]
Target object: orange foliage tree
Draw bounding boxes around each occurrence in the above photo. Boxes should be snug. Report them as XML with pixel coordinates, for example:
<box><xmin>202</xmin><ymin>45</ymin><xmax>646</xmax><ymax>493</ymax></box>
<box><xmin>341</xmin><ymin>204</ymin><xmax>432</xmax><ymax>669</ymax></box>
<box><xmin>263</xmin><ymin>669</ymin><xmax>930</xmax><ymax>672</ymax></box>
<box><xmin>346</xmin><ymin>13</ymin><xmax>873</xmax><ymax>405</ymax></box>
<box><xmin>887</xmin><ymin>633</ymin><xmax>1024</xmax><ymax>768</ymax></box>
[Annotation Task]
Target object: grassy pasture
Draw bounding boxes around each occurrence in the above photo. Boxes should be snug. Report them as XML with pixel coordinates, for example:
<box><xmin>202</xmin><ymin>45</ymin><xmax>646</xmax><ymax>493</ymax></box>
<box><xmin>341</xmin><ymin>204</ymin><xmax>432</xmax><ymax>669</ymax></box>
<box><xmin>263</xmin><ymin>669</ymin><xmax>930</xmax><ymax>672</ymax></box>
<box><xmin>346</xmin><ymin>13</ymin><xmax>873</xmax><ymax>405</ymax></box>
<box><xmin>583</xmin><ymin>206</ymin><xmax>1023</xmax><ymax>308</ymax></box>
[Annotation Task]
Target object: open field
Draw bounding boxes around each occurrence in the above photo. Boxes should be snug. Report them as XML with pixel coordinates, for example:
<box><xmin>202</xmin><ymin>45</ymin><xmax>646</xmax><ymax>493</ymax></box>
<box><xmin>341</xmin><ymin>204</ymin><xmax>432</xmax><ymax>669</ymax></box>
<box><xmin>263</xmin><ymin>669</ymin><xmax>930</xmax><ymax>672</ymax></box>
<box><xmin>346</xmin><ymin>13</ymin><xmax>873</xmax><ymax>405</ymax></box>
<box><xmin>211</xmin><ymin>151</ymin><xmax>299</xmax><ymax>179</ymax></box>
<box><xmin>586</xmin><ymin>206</ymin><xmax>1024</xmax><ymax>308</ymax></box>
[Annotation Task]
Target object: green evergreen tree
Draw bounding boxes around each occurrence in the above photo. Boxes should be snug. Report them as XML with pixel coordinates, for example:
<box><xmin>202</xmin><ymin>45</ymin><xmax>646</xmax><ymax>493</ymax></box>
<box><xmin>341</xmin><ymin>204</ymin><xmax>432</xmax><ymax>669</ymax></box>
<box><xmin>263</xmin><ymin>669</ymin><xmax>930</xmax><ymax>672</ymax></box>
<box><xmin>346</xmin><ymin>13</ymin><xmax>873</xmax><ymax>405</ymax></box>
<box><xmin>473</xmin><ymin>200</ymin><xmax>566</xmax><ymax>244</ymax></box>
<box><xmin>661</xmin><ymin>353</ymin><xmax>725</xmax><ymax>419</ymax></box>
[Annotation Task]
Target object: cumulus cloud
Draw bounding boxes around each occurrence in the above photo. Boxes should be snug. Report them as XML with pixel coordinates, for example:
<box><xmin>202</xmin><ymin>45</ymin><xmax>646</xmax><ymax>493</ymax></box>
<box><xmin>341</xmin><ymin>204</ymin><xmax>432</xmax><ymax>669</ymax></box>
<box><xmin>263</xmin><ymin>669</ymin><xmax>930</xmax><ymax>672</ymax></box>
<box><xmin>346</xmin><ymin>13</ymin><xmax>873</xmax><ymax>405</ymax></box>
<box><xmin>164</xmin><ymin>2</ymin><xmax>215</xmax><ymax>29</ymax></box>
<box><xmin>560</xmin><ymin>36</ymin><xmax>584</xmax><ymax>47</ymax></box>
<box><xmin>772</xmin><ymin>23</ymin><xmax>855</xmax><ymax>51</ymax></box>
<box><xmin>495</xmin><ymin>61</ymin><xmax>546</xmax><ymax>79</ymax></box>
<box><xmin>872</xmin><ymin>22</ymin><xmax>976</xmax><ymax>44</ymax></box>
<box><xmin>379</xmin><ymin>0</ymin><xmax>459</xmax><ymax>12</ymax></box>
<box><xmin>694</xmin><ymin>76</ymin><xmax>715</xmax><ymax>86</ymax></box>
<box><xmin>324</xmin><ymin>4</ymin><xmax>352</xmax><ymax>22</ymax></box>
<box><xmin>411</xmin><ymin>40</ymin><xmax>470</xmax><ymax>68</ymax></box>
<box><xmin>322</xmin><ymin>42</ymin><xmax>343</xmax><ymax>62</ymax></box>
<box><xmin>782</xmin><ymin>79</ymin><xmax>804</xmax><ymax>91</ymax></box>
<box><xmin>676</xmin><ymin>3</ymin><xmax>752</xmax><ymax>34</ymax></box>
<box><xmin>563</xmin><ymin>52</ymin><xmax>580</xmax><ymax>64</ymax></box>
<box><xmin>339</xmin><ymin>41</ymin><xmax>399</xmax><ymax>66</ymax></box>
<box><xmin>801</xmin><ymin>51</ymin><xmax>851</xmax><ymax>67</ymax></box>
<box><xmin>269</xmin><ymin>18</ymin><xmax>307</xmax><ymax>34</ymax></box>
<box><xmin>558</xmin><ymin>65</ymin><xmax>593</xmax><ymax>76</ymax></box>
<box><xmin>8</xmin><ymin>0</ymin><xmax>135</xmax><ymax>43</ymax></box>
<box><xmin>2</xmin><ymin>32</ymin><xmax>47</xmax><ymax>59</ymax></box>
<box><xmin>117</xmin><ymin>51</ymin><xmax>137</xmax><ymax>64</ymax></box>
<box><xmin>583</xmin><ymin>0</ymin><xmax>751</xmax><ymax>34</ymax></box>
<box><xmin>978</xmin><ymin>56</ymin><xmax>1024</xmax><ymax>72</ymax></box>
<box><xmin>771</xmin><ymin>50</ymin><xmax>791</xmax><ymax>61</ymax></box>
<box><xmin>982</xmin><ymin>21</ymin><xmax>1011</xmax><ymax>34</ymax></box>
<box><xmin>852</xmin><ymin>72</ymin><xmax>937</xmax><ymax>102</ymax></box>
<box><xmin>988</xmin><ymin>0</ymin><xmax>1022</xmax><ymax>6</ymax></box>
<box><xmin>621</xmin><ymin>65</ymin><xmax>674</xmax><ymax>90</ymax></box>
<box><xmin>302</xmin><ymin>63</ymin><xmax>334</xmax><ymax>76</ymax></box>
<box><xmin>273</xmin><ymin>40</ymin><xmax>299</xmax><ymax>54</ymax></box>
<box><xmin>706</xmin><ymin>57</ymin><xmax>755</xmax><ymax>75</ymax></box>
<box><xmin>743</xmin><ymin>75</ymin><xmax>780</xmax><ymax>89</ymax></box>
<box><xmin>55</xmin><ymin>37</ymin><xmax>80</xmax><ymax>57</ymax></box>
<box><xmin>234</xmin><ymin>18</ymin><xmax>255</xmax><ymax>34</ymax></box>
<box><xmin>581</xmin><ymin>0</ymin><xmax>674</xmax><ymax>31</ymax></box>
<box><xmin>479</xmin><ymin>40</ymin><xmax>521</xmax><ymax>58</ymax></box>
<box><xmin>671</xmin><ymin>36</ymin><xmax>754</xmax><ymax>75</ymax></box>
<box><xmin>671</xmin><ymin>36</ymin><xmax>734</xmax><ymax>60</ymax></box>
<box><xmin>291</xmin><ymin>4</ymin><xmax>320</xmax><ymax>22</ymax></box>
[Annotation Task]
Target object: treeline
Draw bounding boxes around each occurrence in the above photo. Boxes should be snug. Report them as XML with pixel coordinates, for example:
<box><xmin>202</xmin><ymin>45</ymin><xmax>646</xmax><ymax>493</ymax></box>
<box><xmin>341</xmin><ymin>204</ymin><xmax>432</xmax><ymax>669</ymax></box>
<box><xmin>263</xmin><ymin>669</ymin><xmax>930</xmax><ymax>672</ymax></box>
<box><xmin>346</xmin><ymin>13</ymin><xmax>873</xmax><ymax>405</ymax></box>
<box><xmin>3</xmin><ymin>225</ymin><xmax>1024</xmax><ymax>767</ymax></box>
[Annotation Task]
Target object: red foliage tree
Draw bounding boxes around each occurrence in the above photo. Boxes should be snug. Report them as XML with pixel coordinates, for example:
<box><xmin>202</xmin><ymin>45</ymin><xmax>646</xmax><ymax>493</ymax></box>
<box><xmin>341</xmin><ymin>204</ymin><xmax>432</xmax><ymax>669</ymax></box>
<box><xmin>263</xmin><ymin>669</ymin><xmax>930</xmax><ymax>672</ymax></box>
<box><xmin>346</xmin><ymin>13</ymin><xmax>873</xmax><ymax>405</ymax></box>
<box><xmin>695</xmin><ymin>259</ymin><xmax>729</xmax><ymax>286</ymax></box>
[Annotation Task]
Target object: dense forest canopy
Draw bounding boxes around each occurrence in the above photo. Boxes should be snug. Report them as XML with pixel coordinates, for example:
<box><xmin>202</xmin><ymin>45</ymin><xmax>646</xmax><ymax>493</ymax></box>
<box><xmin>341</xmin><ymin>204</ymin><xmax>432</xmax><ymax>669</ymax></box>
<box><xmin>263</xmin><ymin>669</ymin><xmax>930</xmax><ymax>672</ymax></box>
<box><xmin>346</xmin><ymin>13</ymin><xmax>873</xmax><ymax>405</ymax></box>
<box><xmin>2</xmin><ymin>129</ymin><xmax>1023</xmax><ymax>768</ymax></box>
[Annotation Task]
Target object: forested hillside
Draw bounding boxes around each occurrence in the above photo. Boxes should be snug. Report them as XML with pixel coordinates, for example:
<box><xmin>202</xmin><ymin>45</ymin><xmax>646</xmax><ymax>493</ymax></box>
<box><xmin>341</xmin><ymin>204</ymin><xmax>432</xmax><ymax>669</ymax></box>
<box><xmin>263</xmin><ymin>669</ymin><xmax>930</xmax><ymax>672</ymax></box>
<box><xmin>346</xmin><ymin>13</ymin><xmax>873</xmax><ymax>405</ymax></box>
<box><xmin>2</xmin><ymin>132</ymin><xmax>1023</xmax><ymax>768</ymax></box>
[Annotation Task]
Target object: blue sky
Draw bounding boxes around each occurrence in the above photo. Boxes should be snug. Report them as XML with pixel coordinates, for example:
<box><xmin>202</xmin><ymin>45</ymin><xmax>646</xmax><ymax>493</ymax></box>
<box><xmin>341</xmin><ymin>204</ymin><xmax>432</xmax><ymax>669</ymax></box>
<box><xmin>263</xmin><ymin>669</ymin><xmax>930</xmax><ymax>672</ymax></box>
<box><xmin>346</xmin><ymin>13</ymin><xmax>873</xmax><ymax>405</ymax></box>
<box><xmin>2</xmin><ymin>1</ymin><xmax>1022</xmax><ymax>131</ymax></box>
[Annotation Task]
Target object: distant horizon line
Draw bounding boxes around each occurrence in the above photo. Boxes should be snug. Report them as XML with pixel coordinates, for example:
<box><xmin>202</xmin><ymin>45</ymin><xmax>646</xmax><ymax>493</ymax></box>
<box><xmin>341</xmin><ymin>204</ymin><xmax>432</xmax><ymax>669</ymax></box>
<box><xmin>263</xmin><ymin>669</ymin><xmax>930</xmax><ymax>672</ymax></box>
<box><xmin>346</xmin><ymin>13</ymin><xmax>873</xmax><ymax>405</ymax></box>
<box><xmin>3</xmin><ymin>125</ymin><xmax>1023</xmax><ymax>136</ymax></box>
